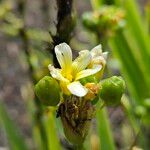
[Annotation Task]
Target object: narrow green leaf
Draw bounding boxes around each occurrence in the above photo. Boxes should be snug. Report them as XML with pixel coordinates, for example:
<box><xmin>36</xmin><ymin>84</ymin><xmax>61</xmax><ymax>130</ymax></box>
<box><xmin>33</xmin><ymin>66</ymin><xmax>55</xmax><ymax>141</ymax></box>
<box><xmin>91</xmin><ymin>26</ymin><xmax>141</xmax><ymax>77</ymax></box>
<box><xmin>124</xmin><ymin>0</ymin><xmax>150</xmax><ymax>72</ymax></box>
<box><xmin>96</xmin><ymin>108</ymin><xmax>116</xmax><ymax>150</ymax></box>
<box><xmin>0</xmin><ymin>102</ymin><xmax>28</xmax><ymax>150</ymax></box>
<box><xmin>145</xmin><ymin>3</ymin><xmax>150</xmax><ymax>35</ymax></box>
<box><xmin>109</xmin><ymin>36</ymin><xmax>140</xmax><ymax>102</ymax></box>
<box><xmin>109</xmin><ymin>31</ymin><xmax>150</xmax><ymax>104</ymax></box>
<box><xmin>33</xmin><ymin>125</ymin><xmax>44</xmax><ymax>150</ymax></box>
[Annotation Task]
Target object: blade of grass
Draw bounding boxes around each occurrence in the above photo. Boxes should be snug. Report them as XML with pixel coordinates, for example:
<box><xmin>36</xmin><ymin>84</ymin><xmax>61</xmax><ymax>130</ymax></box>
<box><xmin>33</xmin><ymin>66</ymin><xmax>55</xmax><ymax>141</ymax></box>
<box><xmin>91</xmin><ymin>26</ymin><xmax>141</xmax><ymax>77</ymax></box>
<box><xmin>0</xmin><ymin>101</ymin><xmax>28</xmax><ymax>150</ymax></box>
<box><xmin>124</xmin><ymin>0</ymin><xmax>150</xmax><ymax>72</ymax></box>
<box><xmin>109</xmin><ymin>30</ymin><xmax>150</xmax><ymax>104</ymax></box>
<box><xmin>33</xmin><ymin>125</ymin><xmax>44</xmax><ymax>150</ymax></box>
<box><xmin>96</xmin><ymin>108</ymin><xmax>116</xmax><ymax>150</ymax></box>
<box><xmin>145</xmin><ymin>2</ymin><xmax>150</xmax><ymax>35</ymax></box>
<box><xmin>123</xmin><ymin>30</ymin><xmax>150</xmax><ymax>84</ymax></box>
<box><xmin>110</xmin><ymin>27</ymin><xmax>150</xmax><ymax>103</ymax></box>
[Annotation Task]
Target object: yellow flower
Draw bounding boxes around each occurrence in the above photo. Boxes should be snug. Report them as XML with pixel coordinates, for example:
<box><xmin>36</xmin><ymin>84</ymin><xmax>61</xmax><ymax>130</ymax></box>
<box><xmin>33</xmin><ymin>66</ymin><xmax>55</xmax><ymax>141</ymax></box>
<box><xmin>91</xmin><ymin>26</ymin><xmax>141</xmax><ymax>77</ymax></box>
<box><xmin>48</xmin><ymin>43</ymin><xmax>102</xmax><ymax>97</ymax></box>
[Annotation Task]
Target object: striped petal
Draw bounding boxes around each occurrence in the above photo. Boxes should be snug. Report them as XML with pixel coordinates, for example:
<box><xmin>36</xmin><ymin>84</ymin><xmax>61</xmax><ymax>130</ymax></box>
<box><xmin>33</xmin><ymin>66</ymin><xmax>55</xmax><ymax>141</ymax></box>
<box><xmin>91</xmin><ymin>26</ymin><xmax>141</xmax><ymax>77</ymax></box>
<box><xmin>91</xmin><ymin>44</ymin><xmax>102</xmax><ymax>57</ymax></box>
<box><xmin>67</xmin><ymin>81</ymin><xmax>88</xmax><ymax>97</ymax></box>
<box><xmin>48</xmin><ymin>64</ymin><xmax>69</xmax><ymax>83</ymax></box>
<box><xmin>91</xmin><ymin>56</ymin><xmax>106</xmax><ymax>66</ymax></box>
<box><xmin>102</xmin><ymin>52</ymin><xmax>108</xmax><ymax>60</ymax></box>
<box><xmin>55</xmin><ymin>43</ymin><xmax>72</xmax><ymax>74</ymax></box>
<box><xmin>75</xmin><ymin>65</ymin><xmax>102</xmax><ymax>80</ymax></box>
<box><xmin>72</xmin><ymin>50</ymin><xmax>91</xmax><ymax>75</ymax></box>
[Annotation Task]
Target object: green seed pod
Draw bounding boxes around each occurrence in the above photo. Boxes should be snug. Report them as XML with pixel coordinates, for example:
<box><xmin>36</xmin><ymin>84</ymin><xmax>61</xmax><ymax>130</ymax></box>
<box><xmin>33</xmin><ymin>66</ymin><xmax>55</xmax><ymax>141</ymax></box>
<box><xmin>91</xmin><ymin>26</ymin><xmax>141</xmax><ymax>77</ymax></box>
<box><xmin>99</xmin><ymin>76</ymin><xmax>125</xmax><ymax>106</ymax></box>
<box><xmin>35</xmin><ymin>76</ymin><xmax>61</xmax><ymax>106</ymax></box>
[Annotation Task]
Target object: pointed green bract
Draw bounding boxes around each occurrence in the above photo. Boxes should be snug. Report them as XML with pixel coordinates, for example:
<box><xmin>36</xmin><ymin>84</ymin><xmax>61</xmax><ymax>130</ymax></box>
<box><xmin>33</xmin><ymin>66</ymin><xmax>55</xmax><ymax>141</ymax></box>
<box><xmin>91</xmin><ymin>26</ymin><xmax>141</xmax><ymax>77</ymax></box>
<box><xmin>35</xmin><ymin>76</ymin><xmax>61</xmax><ymax>106</ymax></box>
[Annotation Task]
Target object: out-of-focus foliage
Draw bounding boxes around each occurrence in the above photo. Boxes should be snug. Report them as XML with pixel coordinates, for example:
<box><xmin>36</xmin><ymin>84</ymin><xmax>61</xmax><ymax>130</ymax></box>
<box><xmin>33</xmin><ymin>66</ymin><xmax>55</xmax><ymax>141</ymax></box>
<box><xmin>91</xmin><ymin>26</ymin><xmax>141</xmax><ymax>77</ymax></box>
<box><xmin>0</xmin><ymin>102</ymin><xmax>28</xmax><ymax>150</ymax></box>
<box><xmin>82</xmin><ymin>6</ymin><xmax>125</xmax><ymax>37</ymax></box>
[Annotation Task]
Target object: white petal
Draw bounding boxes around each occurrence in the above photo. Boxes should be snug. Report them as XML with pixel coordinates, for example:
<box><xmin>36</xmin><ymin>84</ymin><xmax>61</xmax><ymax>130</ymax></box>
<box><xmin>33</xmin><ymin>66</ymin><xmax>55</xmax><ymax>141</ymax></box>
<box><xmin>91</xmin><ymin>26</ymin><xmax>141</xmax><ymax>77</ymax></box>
<box><xmin>67</xmin><ymin>81</ymin><xmax>88</xmax><ymax>97</ymax></box>
<box><xmin>72</xmin><ymin>50</ymin><xmax>91</xmax><ymax>74</ymax></box>
<box><xmin>55</xmin><ymin>43</ymin><xmax>72</xmax><ymax>73</ymax></box>
<box><xmin>91</xmin><ymin>44</ymin><xmax>102</xmax><ymax>57</ymax></box>
<box><xmin>48</xmin><ymin>64</ymin><xmax>69</xmax><ymax>83</ymax></box>
<box><xmin>102</xmin><ymin>52</ymin><xmax>108</xmax><ymax>60</ymax></box>
<box><xmin>91</xmin><ymin>56</ymin><xmax>106</xmax><ymax>66</ymax></box>
<box><xmin>75</xmin><ymin>65</ymin><xmax>102</xmax><ymax>80</ymax></box>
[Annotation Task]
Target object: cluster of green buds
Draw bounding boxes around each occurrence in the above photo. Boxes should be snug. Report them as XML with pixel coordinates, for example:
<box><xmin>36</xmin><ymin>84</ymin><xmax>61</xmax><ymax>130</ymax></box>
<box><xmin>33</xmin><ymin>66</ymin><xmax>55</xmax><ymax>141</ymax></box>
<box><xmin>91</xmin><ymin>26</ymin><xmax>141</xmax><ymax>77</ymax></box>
<box><xmin>82</xmin><ymin>5</ymin><xmax>125</xmax><ymax>38</ymax></box>
<box><xmin>134</xmin><ymin>98</ymin><xmax>150</xmax><ymax>125</ymax></box>
<box><xmin>35</xmin><ymin>43</ymin><xmax>125</xmax><ymax>145</ymax></box>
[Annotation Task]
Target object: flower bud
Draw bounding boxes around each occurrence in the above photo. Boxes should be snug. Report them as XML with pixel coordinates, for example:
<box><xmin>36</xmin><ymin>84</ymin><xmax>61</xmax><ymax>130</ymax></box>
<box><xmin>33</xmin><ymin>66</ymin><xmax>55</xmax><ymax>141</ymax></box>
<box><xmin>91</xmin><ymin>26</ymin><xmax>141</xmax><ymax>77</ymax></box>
<box><xmin>82</xmin><ymin>12</ymin><xmax>99</xmax><ymax>32</ymax></box>
<box><xmin>99</xmin><ymin>76</ymin><xmax>125</xmax><ymax>106</ymax></box>
<box><xmin>144</xmin><ymin>98</ymin><xmax>150</xmax><ymax>109</ymax></box>
<box><xmin>35</xmin><ymin>76</ymin><xmax>61</xmax><ymax>106</ymax></box>
<box><xmin>82</xmin><ymin>6</ymin><xmax>125</xmax><ymax>37</ymax></box>
<box><xmin>135</xmin><ymin>106</ymin><xmax>146</xmax><ymax>118</ymax></box>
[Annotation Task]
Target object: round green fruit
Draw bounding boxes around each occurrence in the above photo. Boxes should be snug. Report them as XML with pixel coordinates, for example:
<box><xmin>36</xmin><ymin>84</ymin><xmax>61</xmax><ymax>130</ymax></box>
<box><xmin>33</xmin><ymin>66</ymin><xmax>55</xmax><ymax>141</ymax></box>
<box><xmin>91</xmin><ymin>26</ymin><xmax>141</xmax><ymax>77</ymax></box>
<box><xmin>99</xmin><ymin>76</ymin><xmax>125</xmax><ymax>106</ymax></box>
<box><xmin>35</xmin><ymin>76</ymin><xmax>61</xmax><ymax>106</ymax></box>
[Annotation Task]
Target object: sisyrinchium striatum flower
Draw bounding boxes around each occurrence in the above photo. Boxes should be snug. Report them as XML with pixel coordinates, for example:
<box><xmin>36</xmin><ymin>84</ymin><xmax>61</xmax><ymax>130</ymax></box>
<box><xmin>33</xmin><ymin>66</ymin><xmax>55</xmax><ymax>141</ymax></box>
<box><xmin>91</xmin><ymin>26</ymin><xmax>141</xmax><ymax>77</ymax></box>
<box><xmin>35</xmin><ymin>42</ymin><xmax>125</xmax><ymax>146</ymax></box>
<box><xmin>48</xmin><ymin>42</ymin><xmax>107</xmax><ymax>97</ymax></box>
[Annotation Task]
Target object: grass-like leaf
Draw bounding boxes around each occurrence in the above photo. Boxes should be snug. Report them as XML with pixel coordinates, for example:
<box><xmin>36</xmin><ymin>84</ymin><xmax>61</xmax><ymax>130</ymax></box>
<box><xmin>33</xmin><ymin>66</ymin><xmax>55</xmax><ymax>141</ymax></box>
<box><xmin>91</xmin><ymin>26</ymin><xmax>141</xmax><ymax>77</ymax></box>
<box><xmin>0</xmin><ymin>101</ymin><xmax>28</xmax><ymax>150</ymax></box>
<box><xmin>96</xmin><ymin>108</ymin><xmax>116</xmax><ymax>150</ymax></box>
<box><xmin>109</xmin><ymin>30</ymin><xmax>150</xmax><ymax>104</ymax></box>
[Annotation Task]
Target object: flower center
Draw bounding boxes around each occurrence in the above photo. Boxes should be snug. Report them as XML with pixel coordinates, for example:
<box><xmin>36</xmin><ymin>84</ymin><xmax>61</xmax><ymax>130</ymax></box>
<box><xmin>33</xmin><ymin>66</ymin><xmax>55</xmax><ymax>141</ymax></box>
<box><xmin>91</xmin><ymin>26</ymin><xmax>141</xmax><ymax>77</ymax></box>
<box><xmin>66</xmin><ymin>73</ymin><xmax>73</xmax><ymax>81</ymax></box>
<box><xmin>61</xmin><ymin>70</ymin><xmax>73</xmax><ymax>82</ymax></box>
